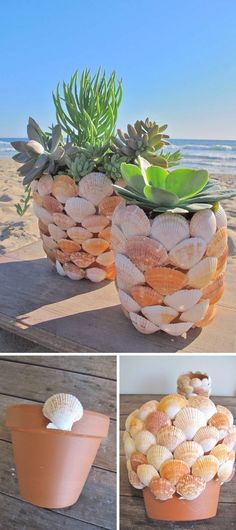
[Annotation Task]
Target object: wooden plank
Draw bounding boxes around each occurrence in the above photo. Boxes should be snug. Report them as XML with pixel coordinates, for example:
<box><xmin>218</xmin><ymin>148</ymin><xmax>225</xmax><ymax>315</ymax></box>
<box><xmin>120</xmin><ymin>497</ymin><xmax>236</xmax><ymax>530</ymax></box>
<box><xmin>0</xmin><ymin>440</ymin><xmax>116</xmax><ymax>530</ymax></box>
<box><xmin>0</xmin><ymin>241</ymin><xmax>235</xmax><ymax>352</ymax></box>
<box><xmin>0</xmin><ymin>355</ymin><xmax>116</xmax><ymax>380</ymax></box>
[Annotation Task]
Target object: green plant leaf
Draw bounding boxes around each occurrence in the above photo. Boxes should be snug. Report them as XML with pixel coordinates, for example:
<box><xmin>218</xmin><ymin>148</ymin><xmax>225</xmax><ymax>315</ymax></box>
<box><xmin>145</xmin><ymin>165</ymin><xmax>168</xmax><ymax>188</ymax></box>
<box><xmin>166</xmin><ymin>168</ymin><xmax>208</xmax><ymax>200</ymax></box>
<box><xmin>143</xmin><ymin>185</ymin><xmax>179</xmax><ymax>206</ymax></box>
<box><xmin>120</xmin><ymin>163</ymin><xmax>144</xmax><ymax>193</ymax></box>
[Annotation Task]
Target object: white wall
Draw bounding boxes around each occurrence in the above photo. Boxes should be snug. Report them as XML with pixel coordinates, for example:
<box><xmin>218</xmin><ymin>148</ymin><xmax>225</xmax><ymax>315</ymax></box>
<box><xmin>120</xmin><ymin>356</ymin><xmax>236</xmax><ymax>396</ymax></box>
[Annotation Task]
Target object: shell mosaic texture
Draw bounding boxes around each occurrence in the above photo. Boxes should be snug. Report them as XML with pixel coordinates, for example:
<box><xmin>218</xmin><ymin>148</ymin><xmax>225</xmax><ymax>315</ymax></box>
<box><xmin>113</xmin><ymin>203</ymin><xmax>228</xmax><ymax>336</ymax></box>
<box><xmin>32</xmin><ymin>172</ymin><xmax>124</xmax><ymax>282</ymax></box>
<box><xmin>124</xmin><ymin>395</ymin><xmax>236</xmax><ymax>502</ymax></box>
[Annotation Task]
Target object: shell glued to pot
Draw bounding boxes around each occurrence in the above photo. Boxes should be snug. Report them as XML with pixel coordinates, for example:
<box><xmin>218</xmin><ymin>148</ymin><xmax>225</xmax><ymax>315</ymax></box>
<box><xmin>124</xmin><ymin>391</ymin><xmax>235</xmax><ymax>518</ymax></box>
<box><xmin>43</xmin><ymin>393</ymin><xmax>83</xmax><ymax>431</ymax></box>
<box><xmin>33</xmin><ymin>172</ymin><xmax>124</xmax><ymax>282</ymax></box>
<box><xmin>113</xmin><ymin>205</ymin><xmax>228</xmax><ymax>336</ymax></box>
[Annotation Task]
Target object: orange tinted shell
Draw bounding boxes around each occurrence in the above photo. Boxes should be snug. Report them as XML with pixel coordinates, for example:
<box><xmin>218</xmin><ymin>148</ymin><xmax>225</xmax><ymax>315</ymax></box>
<box><xmin>206</xmin><ymin>227</ymin><xmax>228</xmax><ymax>258</ymax></box>
<box><xmin>58</xmin><ymin>239</ymin><xmax>81</xmax><ymax>253</ymax></box>
<box><xmin>160</xmin><ymin>459</ymin><xmax>190</xmax><ymax>485</ymax></box>
<box><xmin>130</xmin><ymin>285</ymin><xmax>163</xmax><ymax>307</ymax></box>
<box><xmin>105</xmin><ymin>263</ymin><xmax>116</xmax><ymax>280</ymax></box>
<box><xmin>70</xmin><ymin>252</ymin><xmax>95</xmax><ymax>268</ymax></box>
<box><xmin>145</xmin><ymin>267</ymin><xmax>187</xmax><ymax>295</ymax></box>
<box><xmin>150</xmin><ymin>477</ymin><xmax>175</xmax><ymax>500</ymax></box>
<box><xmin>130</xmin><ymin>451</ymin><xmax>148</xmax><ymax>472</ymax></box>
<box><xmin>82</xmin><ymin>238</ymin><xmax>109</xmax><ymax>256</ymax></box>
<box><xmin>99</xmin><ymin>226</ymin><xmax>112</xmax><ymax>243</ymax></box>
<box><xmin>145</xmin><ymin>411</ymin><xmax>171</xmax><ymax>435</ymax></box>
<box><xmin>98</xmin><ymin>195</ymin><xmax>124</xmax><ymax>217</ymax></box>
<box><xmin>42</xmin><ymin>195</ymin><xmax>63</xmax><ymax>213</ymax></box>
<box><xmin>55</xmin><ymin>249</ymin><xmax>71</xmax><ymax>263</ymax></box>
<box><xmin>53</xmin><ymin>213</ymin><xmax>76</xmax><ymax>230</ymax></box>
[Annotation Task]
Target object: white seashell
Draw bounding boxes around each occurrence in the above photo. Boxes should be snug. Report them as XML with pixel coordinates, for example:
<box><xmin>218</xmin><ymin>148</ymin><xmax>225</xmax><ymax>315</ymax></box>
<box><xmin>96</xmin><ymin>250</ymin><xmax>115</xmax><ymax>267</ymax></box>
<box><xmin>65</xmin><ymin>197</ymin><xmax>96</xmax><ymax>223</ymax></box>
<box><xmin>216</xmin><ymin>405</ymin><xmax>234</xmax><ymax>427</ymax></box>
<box><xmin>137</xmin><ymin>464</ymin><xmax>159</xmax><ymax>486</ymax></box>
<box><xmin>164</xmin><ymin>289</ymin><xmax>202</xmax><ymax>312</ymax></box>
<box><xmin>169</xmin><ymin>237</ymin><xmax>206</xmax><ymax>270</ymax></box>
<box><xmin>158</xmin><ymin>394</ymin><xmax>187</xmax><ymax>420</ymax></box>
<box><xmin>187</xmin><ymin>257</ymin><xmax>217</xmax><ymax>288</ymax></box>
<box><xmin>147</xmin><ymin>445</ymin><xmax>173</xmax><ymax>471</ymax></box>
<box><xmin>78</xmin><ymin>172</ymin><xmax>113</xmax><ymax>205</ymax></box>
<box><xmin>112</xmin><ymin>203</ymin><xmax>127</xmax><ymax>227</ymax></box>
<box><xmin>156</xmin><ymin>426</ymin><xmax>186</xmax><ymax>452</ymax></box>
<box><xmin>190</xmin><ymin>209</ymin><xmax>216</xmax><ymax>242</ymax></box>
<box><xmin>214</xmin><ymin>204</ymin><xmax>227</xmax><ymax>228</ymax></box>
<box><xmin>48</xmin><ymin>223</ymin><xmax>66</xmax><ymax>242</ymax></box>
<box><xmin>134</xmin><ymin>430</ymin><xmax>156</xmax><ymax>454</ymax></box>
<box><xmin>138</xmin><ymin>400</ymin><xmax>159</xmax><ymax>421</ymax></box>
<box><xmin>85</xmin><ymin>267</ymin><xmax>106</xmax><ymax>282</ymax></box>
<box><xmin>120</xmin><ymin>205</ymin><xmax>151</xmax><ymax>238</ymax></box>
<box><xmin>125</xmin><ymin>409</ymin><xmax>139</xmax><ymax>431</ymax></box>
<box><xmin>64</xmin><ymin>263</ymin><xmax>85</xmax><ymax>280</ymax></box>
<box><xmin>38</xmin><ymin>174</ymin><xmax>54</xmax><ymax>196</ymax></box>
<box><xmin>150</xmin><ymin>213</ymin><xmax>189</xmax><ymax>251</ymax></box>
<box><xmin>174</xmin><ymin>441</ymin><xmax>204</xmax><ymax>467</ymax></box>
<box><xmin>111</xmin><ymin>225</ymin><xmax>127</xmax><ymax>253</ymax></box>
<box><xmin>218</xmin><ymin>460</ymin><xmax>235</xmax><ymax>483</ymax></box>
<box><xmin>130</xmin><ymin>312</ymin><xmax>159</xmax><ymax>334</ymax></box>
<box><xmin>123</xmin><ymin>431</ymin><xmax>136</xmax><ymax>458</ymax></box>
<box><xmin>56</xmin><ymin>260</ymin><xmax>66</xmax><ymax>276</ymax></box>
<box><xmin>32</xmin><ymin>203</ymin><xmax>53</xmax><ymax>225</ymax></box>
<box><xmin>41</xmin><ymin>234</ymin><xmax>57</xmax><ymax>251</ymax></box>
<box><xmin>188</xmin><ymin>396</ymin><xmax>216</xmax><ymax>421</ymax></box>
<box><xmin>142</xmin><ymin>305</ymin><xmax>178</xmax><ymax>326</ymax></box>
<box><xmin>174</xmin><ymin>407</ymin><xmax>206</xmax><ymax>440</ymax></box>
<box><xmin>159</xmin><ymin>322</ymin><xmax>193</xmax><ymax>337</ymax></box>
<box><xmin>43</xmin><ymin>393</ymin><xmax>83</xmax><ymax>431</ymax></box>
<box><xmin>115</xmin><ymin>254</ymin><xmax>145</xmax><ymax>288</ymax></box>
<box><xmin>193</xmin><ymin>426</ymin><xmax>219</xmax><ymax>452</ymax></box>
<box><xmin>180</xmin><ymin>300</ymin><xmax>209</xmax><ymax>322</ymax></box>
<box><xmin>119</xmin><ymin>289</ymin><xmax>141</xmax><ymax>313</ymax></box>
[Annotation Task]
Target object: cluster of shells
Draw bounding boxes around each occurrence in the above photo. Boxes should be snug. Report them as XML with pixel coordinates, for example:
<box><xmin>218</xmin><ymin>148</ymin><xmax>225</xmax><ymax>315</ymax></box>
<box><xmin>43</xmin><ymin>393</ymin><xmax>83</xmax><ymax>431</ymax></box>
<box><xmin>177</xmin><ymin>372</ymin><xmax>212</xmax><ymax>398</ymax></box>
<box><xmin>112</xmin><ymin>204</ymin><xmax>228</xmax><ymax>336</ymax></box>
<box><xmin>124</xmin><ymin>394</ymin><xmax>236</xmax><ymax>502</ymax></box>
<box><xmin>32</xmin><ymin>172</ymin><xmax>123</xmax><ymax>282</ymax></box>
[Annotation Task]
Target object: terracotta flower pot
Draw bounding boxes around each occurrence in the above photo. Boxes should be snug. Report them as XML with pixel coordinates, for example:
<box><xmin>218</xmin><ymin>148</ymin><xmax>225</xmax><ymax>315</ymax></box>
<box><xmin>6</xmin><ymin>404</ymin><xmax>109</xmax><ymax>508</ymax></box>
<box><xmin>113</xmin><ymin>203</ymin><xmax>228</xmax><ymax>336</ymax></box>
<box><xmin>32</xmin><ymin>172</ymin><xmax>124</xmax><ymax>282</ymax></box>
<box><xmin>143</xmin><ymin>479</ymin><xmax>220</xmax><ymax>521</ymax></box>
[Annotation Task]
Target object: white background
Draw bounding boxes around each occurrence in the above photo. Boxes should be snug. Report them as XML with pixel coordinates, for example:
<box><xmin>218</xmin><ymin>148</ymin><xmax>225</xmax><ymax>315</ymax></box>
<box><xmin>120</xmin><ymin>355</ymin><xmax>236</xmax><ymax>396</ymax></box>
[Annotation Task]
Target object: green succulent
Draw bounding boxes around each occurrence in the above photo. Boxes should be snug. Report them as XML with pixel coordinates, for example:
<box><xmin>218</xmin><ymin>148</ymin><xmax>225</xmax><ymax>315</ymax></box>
<box><xmin>102</xmin><ymin>153</ymin><xmax>130</xmax><ymax>180</ymax></box>
<box><xmin>114</xmin><ymin>156</ymin><xmax>236</xmax><ymax>214</ymax></box>
<box><xmin>66</xmin><ymin>143</ymin><xmax>111</xmax><ymax>180</ymax></box>
<box><xmin>53</xmin><ymin>68</ymin><xmax>122</xmax><ymax>146</ymax></box>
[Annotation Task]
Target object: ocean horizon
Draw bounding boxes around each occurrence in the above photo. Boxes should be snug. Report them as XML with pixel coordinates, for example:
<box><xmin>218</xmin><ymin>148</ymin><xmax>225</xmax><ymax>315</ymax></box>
<box><xmin>1</xmin><ymin>137</ymin><xmax>236</xmax><ymax>175</ymax></box>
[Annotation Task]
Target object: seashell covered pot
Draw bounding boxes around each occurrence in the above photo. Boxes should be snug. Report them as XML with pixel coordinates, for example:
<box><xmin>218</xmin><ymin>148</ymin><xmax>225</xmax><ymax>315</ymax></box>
<box><xmin>6</xmin><ymin>394</ymin><xmax>109</xmax><ymax>509</ymax></box>
<box><xmin>177</xmin><ymin>371</ymin><xmax>212</xmax><ymax>398</ymax></box>
<box><xmin>124</xmin><ymin>393</ymin><xmax>235</xmax><ymax>521</ymax></box>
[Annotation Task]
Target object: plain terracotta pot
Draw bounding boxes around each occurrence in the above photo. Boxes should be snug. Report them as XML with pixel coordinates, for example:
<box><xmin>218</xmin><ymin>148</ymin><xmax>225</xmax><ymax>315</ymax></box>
<box><xmin>6</xmin><ymin>404</ymin><xmax>109</xmax><ymax>509</ymax></box>
<box><xmin>143</xmin><ymin>479</ymin><xmax>220</xmax><ymax>521</ymax></box>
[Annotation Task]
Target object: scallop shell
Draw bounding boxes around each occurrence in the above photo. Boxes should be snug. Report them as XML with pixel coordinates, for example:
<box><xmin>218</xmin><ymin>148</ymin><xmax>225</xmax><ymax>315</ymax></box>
<box><xmin>55</xmin><ymin>260</ymin><xmax>66</xmax><ymax>276</ymax></box>
<box><xmin>209</xmin><ymin>412</ymin><xmax>231</xmax><ymax>439</ymax></box>
<box><xmin>120</xmin><ymin>205</ymin><xmax>151</xmax><ymax>238</ymax></box>
<box><xmin>156</xmin><ymin>426</ymin><xmax>186</xmax><ymax>451</ymax></box>
<box><xmin>142</xmin><ymin>305</ymin><xmax>178</xmax><ymax>326</ymax></box>
<box><xmin>174</xmin><ymin>441</ymin><xmax>204</xmax><ymax>466</ymax></box>
<box><xmin>63</xmin><ymin>263</ymin><xmax>85</xmax><ymax>280</ymax></box>
<box><xmin>216</xmin><ymin>405</ymin><xmax>234</xmax><ymax>427</ymax></box>
<box><xmin>42</xmin><ymin>195</ymin><xmax>64</xmax><ymax>213</ymax></box>
<box><xmin>164</xmin><ymin>289</ymin><xmax>202</xmax><ymax>312</ymax></box>
<box><xmin>38</xmin><ymin>219</ymin><xmax>50</xmax><ymax>236</ymax></box>
<box><xmin>150</xmin><ymin>477</ymin><xmax>175</xmax><ymax>500</ymax></box>
<box><xmin>150</xmin><ymin>213</ymin><xmax>189</xmax><ymax>251</ymax></box>
<box><xmin>85</xmin><ymin>267</ymin><xmax>106</xmax><ymax>282</ymax></box>
<box><xmin>160</xmin><ymin>459</ymin><xmax>190</xmax><ymax>485</ymax></box>
<box><xmin>138</xmin><ymin>400</ymin><xmax>159</xmax><ymax>421</ymax></box>
<box><xmin>145</xmin><ymin>411</ymin><xmax>171</xmax><ymax>435</ymax></box>
<box><xmin>158</xmin><ymin>394</ymin><xmax>187</xmax><ymax>420</ymax></box>
<box><xmin>98</xmin><ymin>195</ymin><xmax>124</xmax><ymax>217</ymax></box>
<box><xmin>118</xmin><ymin>289</ymin><xmax>141</xmax><ymax>313</ymax></box>
<box><xmin>105</xmin><ymin>263</ymin><xmax>116</xmax><ymax>280</ymax></box>
<box><xmin>127</xmin><ymin>417</ymin><xmax>144</xmax><ymax>438</ymax></box>
<box><xmin>82</xmin><ymin>238</ymin><xmax>109</xmax><ymax>256</ymax></box>
<box><xmin>159</xmin><ymin>322</ymin><xmax>193</xmax><ymax>337</ymax></box>
<box><xmin>145</xmin><ymin>267</ymin><xmax>187</xmax><ymax>295</ymax></box>
<box><xmin>201</xmin><ymin>275</ymin><xmax>224</xmax><ymax>303</ymax></box>
<box><xmin>38</xmin><ymin>174</ymin><xmax>53</xmax><ymax>196</ymax></box>
<box><xmin>116</xmin><ymin>254</ymin><xmax>145</xmax><ymax>288</ymax></box>
<box><xmin>193</xmin><ymin>426</ymin><xmax>219</xmax><ymax>452</ymax></box>
<box><xmin>41</xmin><ymin>234</ymin><xmax>57</xmax><ymax>251</ymax></box>
<box><xmin>42</xmin><ymin>393</ymin><xmax>83</xmax><ymax>431</ymax></box>
<box><xmin>70</xmin><ymin>252</ymin><xmax>95</xmax><ymax>269</ymax></box>
<box><xmin>67</xmin><ymin>227</ymin><xmax>93</xmax><ymax>243</ymax></box>
<box><xmin>130</xmin><ymin>451</ymin><xmax>148</xmax><ymax>472</ymax></box>
<box><xmin>187</xmin><ymin>396</ymin><xmax>216</xmax><ymax>421</ymax></box>
<box><xmin>55</xmin><ymin>249</ymin><xmax>71</xmax><ymax>264</ymax></box>
<box><xmin>174</xmin><ymin>407</ymin><xmax>206</xmax><ymax>440</ymax></box>
<box><xmin>223</xmin><ymin>429</ymin><xmax>236</xmax><ymax>451</ymax></box>
<box><xmin>169</xmin><ymin>237</ymin><xmax>206</xmax><ymax>270</ymax></box>
<box><xmin>130</xmin><ymin>312</ymin><xmax>159</xmax><ymax>334</ymax></box>
<box><xmin>65</xmin><ymin>197</ymin><xmax>96</xmax><ymax>223</ymax></box>
<box><xmin>112</xmin><ymin>203</ymin><xmax>127</xmax><ymax>227</ymax></box>
<box><xmin>206</xmin><ymin>227</ymin><xmax>228</xmax><ymax>258</ymax></box>
<box><xmin>33</xmin><ymin>203</ymin><xmax>53</xmax><ymax>225</ymax></box>
<box><xmin>192</xmin><ymin>455</ymin><xmax>219</xmax><ymax>482</ymax></box>
<box><xmin>53</xmin><ymin>212</ymin><xmax>76</xmax><ymax>230</ymax></box>
<box><xmin>134</xmin><ymin>430</ymin><xmax>156</xmax><ymax>454</ymax></box>
<box><xmin>176</xmin><ymin>474</ymin><xmax>206</xmax><ymax>500</ymax></box>
<box><xmin>218</xmin><ymin>460</ymin><xmax>235</xmax><ymax>483</ymax></box>
<box><xmin>187</xmin><ymin>257</ymin><xmax>217</xmax><ymax>288</ymax></box>
<box><xmin>215</xmin><ymin>204</ymin><xmax>227</xmax><ymax>228</ymax></box>
<box><xmin>190</xmin><ymin>209</ymin><xmax>216</xmax><ymax>242</ymax></box>
<box><xmin>195</xmin><ymin>303</ymin><xmax>217</xmax><ymax>328</ymax></box>
<box><xmin>215</xmin><ymin>249</ymin><xmax>228</xmax><ymax>276</ymax></box>
<box><xmin>125</xmin><ymin>410</ymin><xmax>139</xmax><ymax>432</ymax></box>
<box><xmin>111</xmin><ymin>225</ymin><xmax>127</xmax><ymax>253</ymax></box>
<box><xmin>51</xmin><ymin>175</ymin><xmax>77</xmax><ymax>203</ymax></box>
<box><xmin>33</xmin><ymin>190</ymin><xmax>43</xmax><ymax>206</ymax></box>
<box><xmin>96</xmin><ymin>250</ymin><xmax>115</xmax><ymax>267</ymax></box>
<box><xmin>43</xmin><ymin>245</ymin><xmax>56</xmax><ymax>264</ymax></box>
<box><xmin>130</xmin><ymin>286</ymin><xmax>163</xmax><ymax>307</ymax></box>
<box><xmin>210</xmin><ymin>443</ymin><xmax>231</xmax><ymax>464</ymax></box>
<box><xmin>128</xmin><ymin>469</ymin><xmax>145</xmax><ymax>489</ymax></box>
<box><xmin>126</xmin><ymin>236</ymin><xmax>168</xmax><ymax>271</ymax></box>
<box><xmin>147</xmin><ymin>445</ymin><xmax>173</xmax><ymax>471</ymax></box>
<box><xmin>78</xmin><ymin>173</ymin><xmax>113</xmax><ymax>205</ymax></box>
<box><xmin>31</xmin><ymin>180</ymin><xmax>38</xmax><ymax>192</ymax></box>
<box><xmin>137</xmin><ymin>464</ymin><xmax>159</xmax><ymax>486</ymax></box>
<box><xmin>180</xmin><ymin>300</ymin><xmax>209</xmax><ymax>323</ymax></box>
<box><xmin>48</xmin><ymin>223</ymin><xmax>66</xmax><ymax>242</ymax></box>
<box><xmin>58</xmin><ymin>239</ymin><xmax>81</xmax><ymax>253</ymax></box>
<box><xmin>82</xmin><ymin>214</ymin><xmax>110</xmax><ymax>233</ymax></box>
<box><xmin>99</xmin><ymin>226</ymin><xmax>112</xmax><ymax>243</ymax></box>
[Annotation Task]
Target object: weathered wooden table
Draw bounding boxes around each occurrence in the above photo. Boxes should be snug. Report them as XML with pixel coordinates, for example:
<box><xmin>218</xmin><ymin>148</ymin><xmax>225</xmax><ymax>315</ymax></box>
<box><xmin>120</xmin><ymin>394</ymin><xmax>236</xmax><ymax>530</ymax></box>
<box><xmin>0</xmin><ymin>241</ymin><xmax>235</xmax><ymax>353</ymax></box>
<box><xmin>0</xmin><ymin>356</ymin><xmax>116</xmax><ymax>530</ymax></box>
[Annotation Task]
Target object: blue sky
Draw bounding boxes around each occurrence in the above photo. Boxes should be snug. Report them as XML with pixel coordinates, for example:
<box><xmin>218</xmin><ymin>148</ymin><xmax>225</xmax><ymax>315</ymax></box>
<box><xmin>0</xmin><ymin>0</ymin><xmax>236</xmax><ymax>139</ymax></box>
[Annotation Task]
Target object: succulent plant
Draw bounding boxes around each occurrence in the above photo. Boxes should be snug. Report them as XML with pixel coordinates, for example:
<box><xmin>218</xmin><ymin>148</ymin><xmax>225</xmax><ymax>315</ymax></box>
<box><xmin>102</xmin><ymin>153</ymin><xmax>130</xmax><ymax>180</ymax></box>
<box><xmin>114</xmin><ymin>156</ymin><xmax>236</xmax><ymax>213</ymax></box>
<box><xmin>53</xmin><ymin>68</ymin><xmax>122</xmax><ymax>146</ymax></box>
<box><xmin>66</xmin><ymin>143</ymin><xmax>111</xmax><ymax>180</ymax></box>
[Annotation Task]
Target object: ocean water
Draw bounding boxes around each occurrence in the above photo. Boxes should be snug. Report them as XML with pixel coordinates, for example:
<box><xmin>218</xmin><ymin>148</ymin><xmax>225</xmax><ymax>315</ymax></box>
<box><xmin>1</xmin><ymin>137</ymin><xmax>236</xmax><ymax>175</ymax></box>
